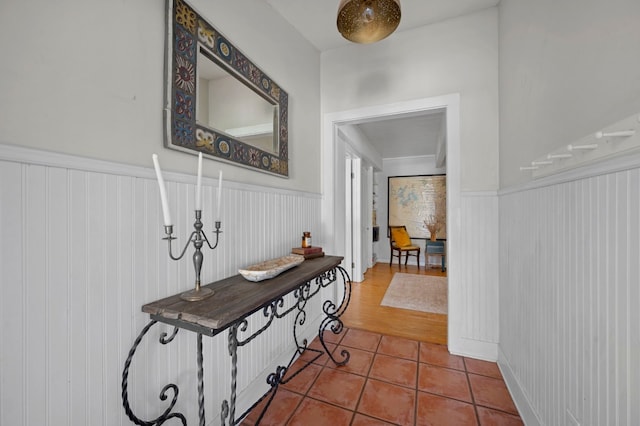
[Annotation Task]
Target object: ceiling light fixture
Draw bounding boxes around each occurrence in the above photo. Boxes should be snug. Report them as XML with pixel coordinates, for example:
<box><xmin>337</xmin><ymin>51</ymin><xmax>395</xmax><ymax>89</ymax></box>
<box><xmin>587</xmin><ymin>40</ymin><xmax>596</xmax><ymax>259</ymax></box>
<box><xmin>337</xmin><ymin>0</ymin><xmax>401</xmax><ymax>44</ymax></box>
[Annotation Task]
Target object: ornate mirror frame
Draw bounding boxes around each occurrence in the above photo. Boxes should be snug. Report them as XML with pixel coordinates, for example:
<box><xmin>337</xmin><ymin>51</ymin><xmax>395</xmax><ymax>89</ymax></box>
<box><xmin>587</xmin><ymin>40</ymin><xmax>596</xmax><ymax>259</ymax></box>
<box><xmin>164</xmin><ymin>0</ymin><xmax>289</xmax><ymax>177</ymax></box>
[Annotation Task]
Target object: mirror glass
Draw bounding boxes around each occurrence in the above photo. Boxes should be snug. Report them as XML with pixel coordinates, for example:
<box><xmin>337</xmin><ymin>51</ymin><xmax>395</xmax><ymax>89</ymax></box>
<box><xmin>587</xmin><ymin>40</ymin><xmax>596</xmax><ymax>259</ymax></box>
<box><xmin>196</xmin><ymin>50</ymin><xmax>278</xmax><ymax>155</ymax></box>
<box><xmin>164</xmin><ymin>0</ymin><xmax>289</xmax><ymax>176</ymax></box>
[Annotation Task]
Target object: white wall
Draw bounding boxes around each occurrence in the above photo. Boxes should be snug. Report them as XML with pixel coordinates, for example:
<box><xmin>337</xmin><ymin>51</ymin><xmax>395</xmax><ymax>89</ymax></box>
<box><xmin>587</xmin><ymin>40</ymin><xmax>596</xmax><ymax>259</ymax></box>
<box><xmin>0</xmin><ymin>0</ymin><xmax>321</xmax><ymax>193</ymax></box>
<box><xmin>499</xmin><ymin>0</ymin><xmax>640</xmax><ymax>188</ymax></box>
<box><xmin>0</xmin><ymin>0</ymin><xmax>329</xmax><ymax>424</ymax></box>
<box><xmin>322</xmin><ymin>8</ymin><xmax>499</xmax><ymax>192</ymax></box>
<box><xmin>498</xmin><ymin>1</ymin><xmax>640</xmax><ymax>424</ymax></box>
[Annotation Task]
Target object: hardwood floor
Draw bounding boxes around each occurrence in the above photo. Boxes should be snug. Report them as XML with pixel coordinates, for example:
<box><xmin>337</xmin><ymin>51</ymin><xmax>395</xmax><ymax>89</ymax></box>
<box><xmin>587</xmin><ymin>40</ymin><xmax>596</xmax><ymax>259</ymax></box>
<box><xmin>341</xmin><ymin>262</ymin><xmax>448</xmax><ymax>345</ymax></box>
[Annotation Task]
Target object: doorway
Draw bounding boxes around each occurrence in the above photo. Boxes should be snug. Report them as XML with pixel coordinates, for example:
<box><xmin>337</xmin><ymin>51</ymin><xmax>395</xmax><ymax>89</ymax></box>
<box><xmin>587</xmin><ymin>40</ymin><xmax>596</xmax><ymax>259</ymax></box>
<box><xmin>321</xmin><ymin>94</ymin><xmax>461</xmax><ymax>345</ymax></box>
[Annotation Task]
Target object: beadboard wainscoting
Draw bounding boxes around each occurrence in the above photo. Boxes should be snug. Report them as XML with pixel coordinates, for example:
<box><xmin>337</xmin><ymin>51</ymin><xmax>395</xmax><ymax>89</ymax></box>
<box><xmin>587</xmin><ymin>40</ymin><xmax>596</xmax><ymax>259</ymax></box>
<box><xmin>499</xmin><ymin>162</ymin><xmax>640</xmax><ymax>426</ymax></box>
<box><xmin>0</xmin><ymin>144</ymin><xmax>328</xmax><ymax>425</ymax></box>
<box><xmin>448</xmin><ymin>191</ymin><xmax>500</xmax><ymax>360</ymax></box>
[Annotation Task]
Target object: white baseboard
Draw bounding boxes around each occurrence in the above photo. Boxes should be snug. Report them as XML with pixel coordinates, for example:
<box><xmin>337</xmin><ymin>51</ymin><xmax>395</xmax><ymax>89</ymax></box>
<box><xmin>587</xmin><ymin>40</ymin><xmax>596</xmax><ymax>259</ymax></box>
<box><xmin>448</xmin><ymin>336</ymin><xmax>498</xmax><ymax>362</ymax></box>
<box><xmin>498</xmin><ymin>347</ymin><xmax>542</xmax><ymax>426</ymax></box>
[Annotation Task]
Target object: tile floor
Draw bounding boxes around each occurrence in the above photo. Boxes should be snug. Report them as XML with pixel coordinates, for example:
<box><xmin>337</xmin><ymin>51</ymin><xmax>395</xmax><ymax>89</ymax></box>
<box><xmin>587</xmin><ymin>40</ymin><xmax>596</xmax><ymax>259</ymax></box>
<box><xmin>242</xmin><ymin>327</ymin><xmax>523</xmax><ymax>425</ymax></box>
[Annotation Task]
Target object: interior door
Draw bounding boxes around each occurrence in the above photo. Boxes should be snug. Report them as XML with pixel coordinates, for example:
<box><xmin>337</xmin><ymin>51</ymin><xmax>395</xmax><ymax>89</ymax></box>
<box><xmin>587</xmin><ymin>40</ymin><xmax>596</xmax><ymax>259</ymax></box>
<box><xmin>344</xmin><ymin>157</ymin><xmax>353</xmax><ymax>279</ymax></box>
<box><xmin>363</xmin><ymin>164</ymin><xmax>373</xmax><ymax>269</ymax></box>
<box><xmin>345</xmin><ymin>155</ymin><xmax>364</xmax><ymax>282</ymax></box>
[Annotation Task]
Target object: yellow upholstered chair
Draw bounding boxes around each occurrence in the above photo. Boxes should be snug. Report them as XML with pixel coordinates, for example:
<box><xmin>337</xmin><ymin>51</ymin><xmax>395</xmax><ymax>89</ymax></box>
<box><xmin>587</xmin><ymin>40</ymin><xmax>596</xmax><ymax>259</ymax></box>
<box><xmin>388</xmin><ymin>225</ymin><xmax>421</xmax><ymax>268</ymax></box>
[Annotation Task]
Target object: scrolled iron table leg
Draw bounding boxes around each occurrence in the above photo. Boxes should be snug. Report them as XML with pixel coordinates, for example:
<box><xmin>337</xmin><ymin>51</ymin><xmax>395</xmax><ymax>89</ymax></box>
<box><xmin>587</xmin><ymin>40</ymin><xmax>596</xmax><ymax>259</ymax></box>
<box><xmin>121</xmin><ymin>320</ymin><xmax>187</xmax><ymax>425</ymax></box>
<box><xmin>221</xmin><ymin>322</ymin><xmax>241</xmax><ymax>426</ymax></box>
<box><xmin>318</xmin><ymin>266</ymin><xmax>352</xmax><ymax>366</ymax></box>
<box><xmin>197</xmin><ymin>333</ymin><xmax>206</xmax><ymax>426</ymax></box>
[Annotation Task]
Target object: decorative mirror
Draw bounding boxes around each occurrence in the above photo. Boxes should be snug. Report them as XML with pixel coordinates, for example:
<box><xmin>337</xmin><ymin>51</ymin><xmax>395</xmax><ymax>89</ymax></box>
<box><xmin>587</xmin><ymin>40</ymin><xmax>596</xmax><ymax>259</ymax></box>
<box><xmin>164</xmin><ymin>0</ymin><xmax>289</xmax><ymax>176</ymax></box>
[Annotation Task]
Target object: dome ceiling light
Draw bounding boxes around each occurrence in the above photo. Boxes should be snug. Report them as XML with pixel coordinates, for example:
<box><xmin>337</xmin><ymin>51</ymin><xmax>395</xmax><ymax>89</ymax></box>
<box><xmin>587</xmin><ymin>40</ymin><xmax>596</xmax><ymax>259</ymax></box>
<box><xmin>337</xmin><ymin>0</ymin><xmax>401</xmax><ymax>44</ymax></box>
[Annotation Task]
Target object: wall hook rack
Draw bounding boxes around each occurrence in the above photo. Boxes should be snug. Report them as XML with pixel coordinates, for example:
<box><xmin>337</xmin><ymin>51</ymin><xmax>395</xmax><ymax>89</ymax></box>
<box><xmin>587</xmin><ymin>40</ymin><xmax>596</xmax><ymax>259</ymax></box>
<box><xmin>547</xmin><ymin>153</ymin><xmax>572</xmax><ymax>159</ymax></box>
<box><xmin>567</xmin><ymin>143</ymin><xmax>598</xmax><ymax>151</ymax></box>
<box><xmin>595</xmin><ymin>130</ymin><xmax>635</xmax><ymax>139</ymax></box>
<box><xmin>531</xmin><ymin>160</ymin><xmax>553</xmax><ymax>166</ymax></box>
<box><xmin>521</xmin><ymin>112</ymin><xmax>640</xmax><ymax>179</ymax></box>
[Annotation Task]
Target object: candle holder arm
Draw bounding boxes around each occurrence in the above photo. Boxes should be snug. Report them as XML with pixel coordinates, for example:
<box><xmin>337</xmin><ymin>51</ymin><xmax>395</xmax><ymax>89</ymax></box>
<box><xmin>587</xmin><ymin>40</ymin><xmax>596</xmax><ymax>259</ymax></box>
<box><xmin>201</xmin><ymin>221</ymin><xmax>222</xmax><ymax>250</ymax></box>
<box><xmin>164</xmin><ymin>227</ymin><xmax>198</xmax><ymax>261</ymax></box>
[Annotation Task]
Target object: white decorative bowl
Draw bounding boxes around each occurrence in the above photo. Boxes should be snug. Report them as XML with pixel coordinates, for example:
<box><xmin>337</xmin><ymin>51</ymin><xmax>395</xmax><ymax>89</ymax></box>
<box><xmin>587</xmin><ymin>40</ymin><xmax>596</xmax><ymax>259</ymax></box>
<box><xmin>239</xmin><ymin>254</ymin><xmax>305</xmax><ymax>282</ymax></box>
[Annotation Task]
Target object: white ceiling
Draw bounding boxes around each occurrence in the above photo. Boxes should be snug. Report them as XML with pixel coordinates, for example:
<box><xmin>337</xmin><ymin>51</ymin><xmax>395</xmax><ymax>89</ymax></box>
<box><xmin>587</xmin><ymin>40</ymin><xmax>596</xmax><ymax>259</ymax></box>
<box><xmin>265</xmin><ymin>0</ymin><xmax>500</xmax><ymax>159</ymax></box>
<box><xmin>354</xmin><ymin>110</ymin><xmax>446</xmax><ymax>159</ymax></box>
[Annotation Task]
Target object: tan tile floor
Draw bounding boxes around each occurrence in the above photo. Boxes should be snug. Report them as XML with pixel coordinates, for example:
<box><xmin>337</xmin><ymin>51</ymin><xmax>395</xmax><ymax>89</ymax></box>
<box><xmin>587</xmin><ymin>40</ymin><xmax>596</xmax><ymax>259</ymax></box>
<box><xmin>241</xmin><ymin>327</ymin><xmax>523</xmax><ymax>425</ymax></box>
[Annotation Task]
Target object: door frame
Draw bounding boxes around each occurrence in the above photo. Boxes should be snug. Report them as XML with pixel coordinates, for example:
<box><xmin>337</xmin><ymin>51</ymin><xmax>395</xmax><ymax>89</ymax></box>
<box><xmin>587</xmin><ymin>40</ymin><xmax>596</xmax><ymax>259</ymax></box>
<box><xmin>321</xmin><ymin>94</ymin><xmax>461</xmax><ymax>345</ymax></box>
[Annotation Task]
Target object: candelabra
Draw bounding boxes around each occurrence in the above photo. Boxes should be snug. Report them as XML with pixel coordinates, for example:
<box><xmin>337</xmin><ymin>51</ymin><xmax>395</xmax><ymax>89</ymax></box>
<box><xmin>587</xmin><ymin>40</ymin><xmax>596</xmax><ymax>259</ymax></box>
<box><xmin>163</xmin><ymin>210</ymin><xmax>222</xmax><ymax>301</ymax></box>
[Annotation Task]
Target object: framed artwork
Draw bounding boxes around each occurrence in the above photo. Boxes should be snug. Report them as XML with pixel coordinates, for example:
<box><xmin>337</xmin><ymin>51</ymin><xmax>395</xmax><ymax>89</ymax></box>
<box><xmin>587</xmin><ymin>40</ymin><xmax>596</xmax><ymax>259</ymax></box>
<box><xmin>387</xmin><ymin>174</ymin><xmax>447</xmax><ymax>240</ymax></box>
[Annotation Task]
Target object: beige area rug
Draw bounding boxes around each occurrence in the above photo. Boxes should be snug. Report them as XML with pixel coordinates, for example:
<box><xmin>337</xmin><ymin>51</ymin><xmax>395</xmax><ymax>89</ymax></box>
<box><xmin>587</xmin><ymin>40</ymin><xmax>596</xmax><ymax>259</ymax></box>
<box><xmin>380</xmin><ymin>273</ymin><xmax>448</xmax><ymax>314</ymax></box>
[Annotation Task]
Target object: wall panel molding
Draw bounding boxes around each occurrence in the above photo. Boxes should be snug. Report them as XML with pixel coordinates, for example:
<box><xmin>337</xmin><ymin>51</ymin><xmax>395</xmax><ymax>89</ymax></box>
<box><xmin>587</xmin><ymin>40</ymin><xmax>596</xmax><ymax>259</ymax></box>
<box><xmin>448</xmin><ymin>191</ymin><xmax>499</xmax><ymax>360</ymax></box>
<box><xmin>0</xmin><ymin>144</ymin><xmax>324</xmax><ymax>425</ymax></box>
<box><xmin>499</xmin><ymin>166</ymin><xmax>640</xmax><ymax>425</ymax></box>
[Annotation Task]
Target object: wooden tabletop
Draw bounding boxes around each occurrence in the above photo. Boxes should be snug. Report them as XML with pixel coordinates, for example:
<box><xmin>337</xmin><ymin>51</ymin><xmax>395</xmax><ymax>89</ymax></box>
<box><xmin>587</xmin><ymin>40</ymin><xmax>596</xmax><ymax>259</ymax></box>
<box><xmin>142</xmin><ymin>255</ymin><xmax>344</xmax><ymax>336</ymax></box>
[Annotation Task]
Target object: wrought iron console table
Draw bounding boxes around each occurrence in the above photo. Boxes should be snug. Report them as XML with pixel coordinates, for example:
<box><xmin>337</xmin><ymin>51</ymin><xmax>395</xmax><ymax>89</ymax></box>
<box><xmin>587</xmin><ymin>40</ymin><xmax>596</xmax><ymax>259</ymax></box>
<box><xmin>121</xmin><ymin>255</ymin><xmax>351</xmax><ymax>426</ymax></box>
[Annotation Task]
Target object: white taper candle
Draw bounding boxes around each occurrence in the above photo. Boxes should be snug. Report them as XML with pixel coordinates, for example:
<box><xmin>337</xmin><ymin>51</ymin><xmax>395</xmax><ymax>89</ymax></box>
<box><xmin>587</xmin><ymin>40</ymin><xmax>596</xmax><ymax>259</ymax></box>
<box><xmin>216</xmin><ymin>170</ymin><xmax>223</xmax><ymax>220</ymax></box>
<box><xmin>152</xmin><ymin>154</ymin><xmax>172</xmax><ymax>226</ymax></box>
<box><xmin>195</xmin><ymin>152</ymin><xmax>202</xmax><ymax>210</ymax></box>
